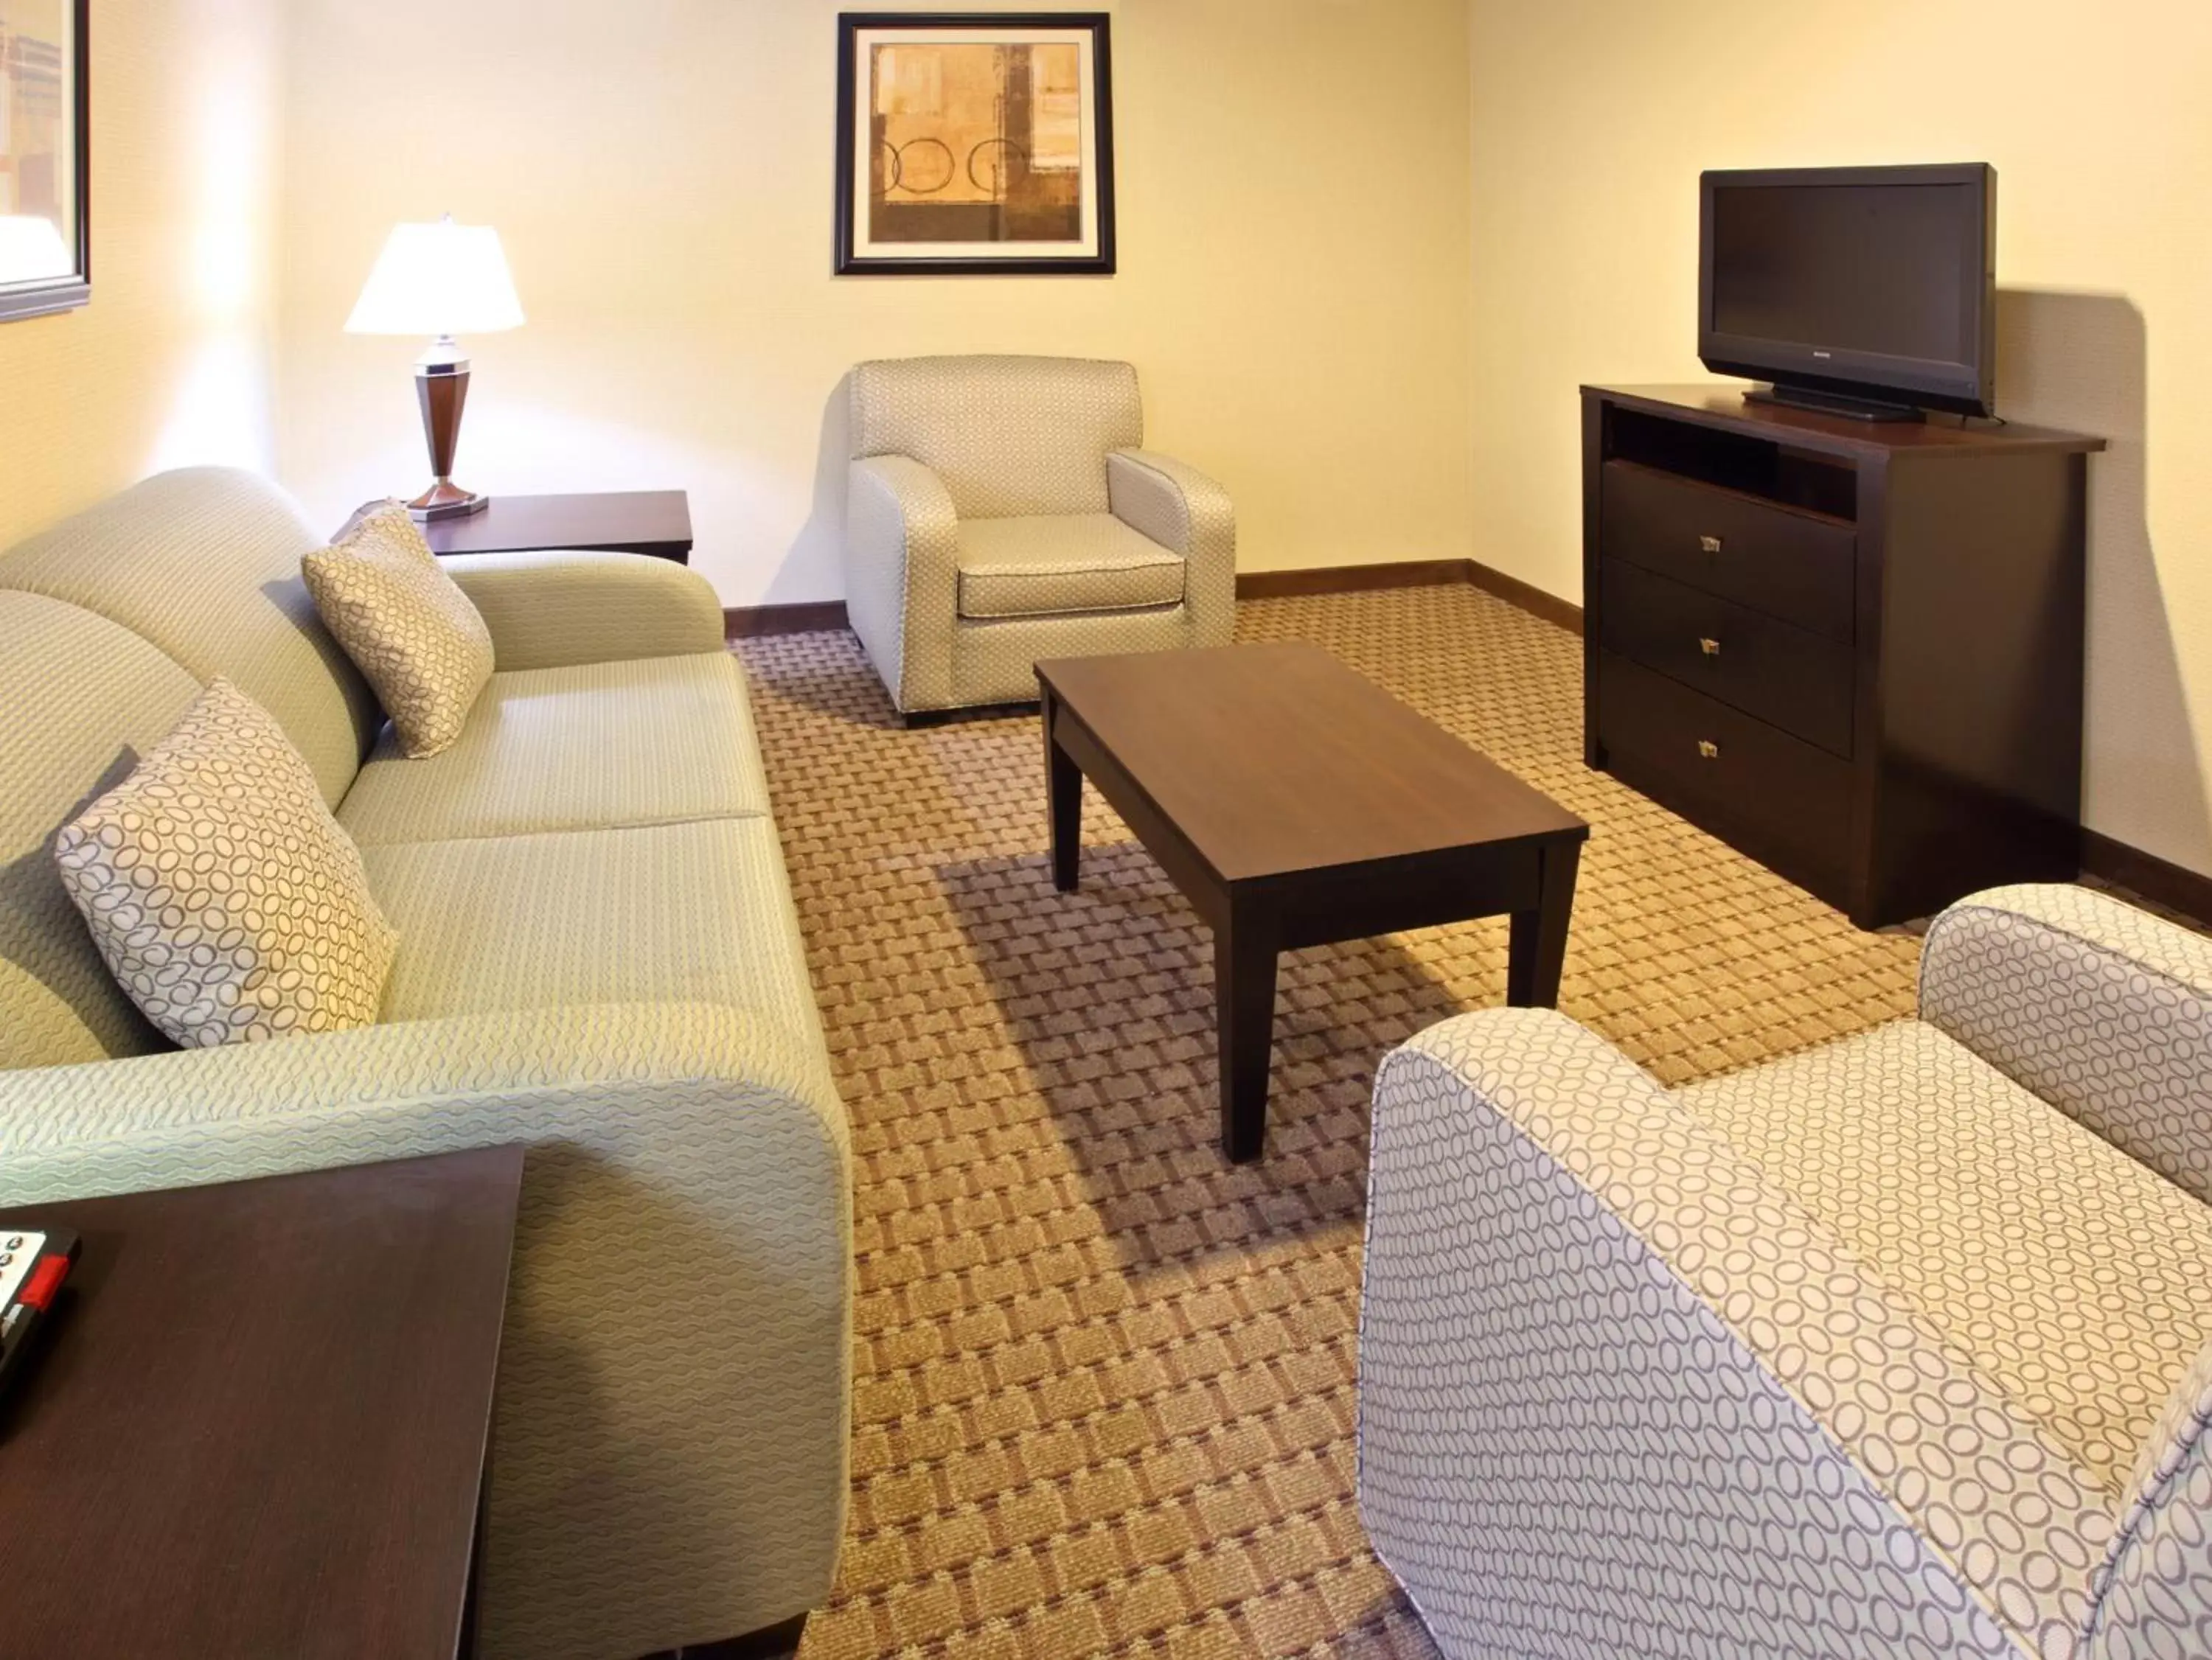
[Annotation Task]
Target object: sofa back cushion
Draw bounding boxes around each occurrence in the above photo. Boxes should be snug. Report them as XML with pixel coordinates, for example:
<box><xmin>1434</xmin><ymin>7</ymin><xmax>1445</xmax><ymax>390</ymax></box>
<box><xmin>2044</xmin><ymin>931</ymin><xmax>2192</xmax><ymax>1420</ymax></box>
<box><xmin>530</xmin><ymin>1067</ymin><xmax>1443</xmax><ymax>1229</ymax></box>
<box><xmin>0</xmin><ymin>590</ymin><xmax>203</xmax><ymax>1067</ymax></box>
<box><xmin>849</xmin><ymin>355</ymin><xmax>1143</xmax><ymax>519</ymax></box>
<box><xmin>0</xmin><ymin>468</ymin><xmax>379</xmax><ymax>806</ymax></box>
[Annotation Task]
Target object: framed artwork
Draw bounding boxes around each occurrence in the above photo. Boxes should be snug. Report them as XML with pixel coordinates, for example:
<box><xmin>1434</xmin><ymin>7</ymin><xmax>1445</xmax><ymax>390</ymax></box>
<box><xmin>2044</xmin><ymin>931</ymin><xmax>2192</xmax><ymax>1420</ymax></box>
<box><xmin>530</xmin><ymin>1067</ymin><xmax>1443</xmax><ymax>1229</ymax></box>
<box><xmin>0</xmin><ymin>0</ymin><xmax>88</xmax><ymax>322</ymax></box>
<box><xmin>835</xmin><ymin>12</ymin><xmax>1114</xmax><ymax>276</ymax></box>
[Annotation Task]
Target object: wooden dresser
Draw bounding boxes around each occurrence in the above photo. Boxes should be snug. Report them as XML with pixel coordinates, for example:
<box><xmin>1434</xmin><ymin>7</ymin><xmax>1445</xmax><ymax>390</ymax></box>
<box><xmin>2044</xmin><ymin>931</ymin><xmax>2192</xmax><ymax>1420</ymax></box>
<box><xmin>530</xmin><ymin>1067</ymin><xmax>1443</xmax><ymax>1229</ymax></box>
<box><xmin>1582</xmin><ymin>384</ymin><xmax>2103</xmax><ymax>929</ymax></box>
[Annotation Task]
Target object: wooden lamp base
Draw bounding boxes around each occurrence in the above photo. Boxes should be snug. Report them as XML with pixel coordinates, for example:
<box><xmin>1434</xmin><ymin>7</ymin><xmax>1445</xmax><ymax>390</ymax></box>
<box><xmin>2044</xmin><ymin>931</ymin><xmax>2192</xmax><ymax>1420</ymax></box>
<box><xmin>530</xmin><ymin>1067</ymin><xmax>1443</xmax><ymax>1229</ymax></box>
<box><xmin>408</xmin><ymin>340</ymin><xmax>490</xmax><ymax>522</ymax></box>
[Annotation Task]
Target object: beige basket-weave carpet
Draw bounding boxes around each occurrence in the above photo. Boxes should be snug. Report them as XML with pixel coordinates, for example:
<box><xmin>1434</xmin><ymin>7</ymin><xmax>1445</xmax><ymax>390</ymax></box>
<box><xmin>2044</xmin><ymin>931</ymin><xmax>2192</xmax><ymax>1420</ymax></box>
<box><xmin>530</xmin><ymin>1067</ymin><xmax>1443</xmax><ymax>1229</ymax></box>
<box><xmin>737</xmin><ymin>585</ymin><xmax>1925</xmax><ymax>1659</ymax></box>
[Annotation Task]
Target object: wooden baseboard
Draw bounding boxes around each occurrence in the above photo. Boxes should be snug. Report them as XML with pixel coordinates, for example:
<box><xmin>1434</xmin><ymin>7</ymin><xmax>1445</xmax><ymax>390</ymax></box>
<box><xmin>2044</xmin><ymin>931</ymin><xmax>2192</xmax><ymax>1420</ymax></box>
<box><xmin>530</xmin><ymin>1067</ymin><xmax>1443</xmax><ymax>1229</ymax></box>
<box><xmin>1237</xmin><ymin>557</ymin><xmax>1585</xmax><ymax>635</ymax></box>
<box><xmin>2081</xmin><ymin>828</ymin><xmax>2212</xmax><ymax>927</ymax></box>
<box><xmin>724</xmin><ymin>601</ymin><xmax>849</xmax><ymax>639</ymax></box>
<box><xmin>726</xmin><ymin>559</ymin><xmax>1585</xmax><ymax>641</ymax></box>
<box><xmin>1463</xmin><ymin>559</ymin><xmax>1585</xmax><ymax>636</ymax></box>
<box><xmin>1235</xmin><ymin>559</ymin><xmax>1472</xmax><ymax>601</ymax></box>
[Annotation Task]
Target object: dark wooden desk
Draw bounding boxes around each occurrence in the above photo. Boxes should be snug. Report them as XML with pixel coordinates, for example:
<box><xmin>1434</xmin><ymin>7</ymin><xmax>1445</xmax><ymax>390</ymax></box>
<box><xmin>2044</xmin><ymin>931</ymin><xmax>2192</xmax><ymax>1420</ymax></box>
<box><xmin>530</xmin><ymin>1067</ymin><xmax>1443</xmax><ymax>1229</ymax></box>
<box><xmin>0</xmin><ymin>1148</ymin><xmax>524</xmax><ymax>1660</ymax></box>
<box><xmin>1037</xmin><ymin>643</ymin><xmax>1588</xmax><ymax>1162</ymax></box>
<box><xmin>422</xmin><ymin>489</ymin><xmax>693</xmax><ymax>563</ymax></box>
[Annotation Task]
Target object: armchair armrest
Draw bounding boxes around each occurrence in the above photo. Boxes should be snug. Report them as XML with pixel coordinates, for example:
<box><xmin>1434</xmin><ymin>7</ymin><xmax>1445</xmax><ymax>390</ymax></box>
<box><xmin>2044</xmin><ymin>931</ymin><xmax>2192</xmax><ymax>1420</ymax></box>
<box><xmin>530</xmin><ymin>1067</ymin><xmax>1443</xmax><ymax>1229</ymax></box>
<box><xmin>0</xmin><ymin>1002</ymin><xmax>851</xmax><ymax>1656</ymax></box>
<box><xmin>441</xmin><ymin>549</ymin><xmax>726</xmax><ymax>671</ymax></box>
<box><xmin>1921</xmin><ymin>883</ymin><xmax>2212</xmax><ymax>1204</ymax></box>
<box><xmin>845</xmin><ymin>455</ymin><xmax>959</xmax><ymax>712</ymax></box>
<box><xmin>2093</xmin><ymin>1339</ymin><xmax>2212</xmax><ymax>1659</ymax></box>
<box><xmin>1107</xmin><ymin>448</ymin><xmax>1235</xmax><ymax>646</ymax></box>
<box><xmin>1363</xmin><ymin>1008</ymin><xmax>2107</xmax><ymax>1659</ymax></box>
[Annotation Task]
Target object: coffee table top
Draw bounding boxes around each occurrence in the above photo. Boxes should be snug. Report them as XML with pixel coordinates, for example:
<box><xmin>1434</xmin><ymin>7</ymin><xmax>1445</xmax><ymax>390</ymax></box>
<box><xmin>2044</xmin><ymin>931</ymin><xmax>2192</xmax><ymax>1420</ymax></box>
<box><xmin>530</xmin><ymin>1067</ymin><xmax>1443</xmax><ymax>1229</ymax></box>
<box><xmin>1036</xmin><ymin>643</ymin><xmax>1586</xmax><ymax>884</ymax></box>
<box><xmin>0</xmin><ymin>1148</ymin><xmax>522</xmax><ymax>1659</ymax></box>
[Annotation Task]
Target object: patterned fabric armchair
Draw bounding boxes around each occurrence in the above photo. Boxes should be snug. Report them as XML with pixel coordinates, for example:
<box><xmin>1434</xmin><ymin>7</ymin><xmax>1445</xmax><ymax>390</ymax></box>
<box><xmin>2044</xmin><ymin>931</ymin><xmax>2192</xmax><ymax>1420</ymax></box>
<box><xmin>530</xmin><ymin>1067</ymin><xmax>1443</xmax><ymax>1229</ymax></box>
<box><xmin>843</xmin><ymin>354</ymin><xmax>1235</xmax><ymax>718</ymax></box>
<box><xmin>1360</xmin><ymin>884</ymin><xmax>2212</xmax><ymax>1659</ymax></box>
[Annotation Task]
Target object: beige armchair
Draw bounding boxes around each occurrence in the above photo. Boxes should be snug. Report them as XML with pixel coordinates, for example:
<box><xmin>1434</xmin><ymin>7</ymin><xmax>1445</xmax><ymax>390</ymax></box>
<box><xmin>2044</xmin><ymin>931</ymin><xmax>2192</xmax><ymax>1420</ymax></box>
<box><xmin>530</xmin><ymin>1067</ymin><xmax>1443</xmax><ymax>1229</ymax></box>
<box><xmin>1359</xmin><ymin>884</ymin><xmax>2212</xmax><ymax>1659</ymax></box>
<box><xmin>844</xmin><ymin>354</ymin><xmax>1235</xmax><ymax>718</ymax></box>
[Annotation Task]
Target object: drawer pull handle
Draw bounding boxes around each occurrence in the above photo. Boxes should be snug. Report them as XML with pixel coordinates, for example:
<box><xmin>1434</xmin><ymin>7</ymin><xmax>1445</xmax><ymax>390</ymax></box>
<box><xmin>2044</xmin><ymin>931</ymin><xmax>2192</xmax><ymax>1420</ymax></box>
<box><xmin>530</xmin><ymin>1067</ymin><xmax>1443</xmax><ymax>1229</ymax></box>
<box><xmin>1698</xmin><ymin>534</ymin><xmax>1724</xmax><ymax>554</ymax></box>
<box><xmin>1697</xmin><ymin>636</ymin><xmax>1722</xmax><ymax>658</ymax></box>
<box><xmin>1697</xmin><ymin>739</ymin><xmax>1720</xmax><ymax>760</ymax></box>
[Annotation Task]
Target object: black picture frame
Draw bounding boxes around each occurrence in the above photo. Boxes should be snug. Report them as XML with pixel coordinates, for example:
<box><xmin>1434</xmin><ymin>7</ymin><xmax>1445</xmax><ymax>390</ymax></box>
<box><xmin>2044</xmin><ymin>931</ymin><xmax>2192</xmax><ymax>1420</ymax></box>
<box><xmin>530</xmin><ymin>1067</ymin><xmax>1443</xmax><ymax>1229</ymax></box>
<box><xmin>835</xmin><ymin>12</ymin><xmax>1115</xmax><ymax>277</ymax></box>
<box><xmin>0</xmin><ymin>0</ymin><xmax>91</xmax><ymax>323</ymax></box>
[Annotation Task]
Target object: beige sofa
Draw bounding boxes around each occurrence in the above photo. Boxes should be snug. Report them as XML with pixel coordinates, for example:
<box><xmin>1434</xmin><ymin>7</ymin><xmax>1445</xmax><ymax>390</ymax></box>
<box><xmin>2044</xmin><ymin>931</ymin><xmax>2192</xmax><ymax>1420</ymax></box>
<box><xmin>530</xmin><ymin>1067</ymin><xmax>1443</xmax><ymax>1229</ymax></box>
<box><xmin>844</xmin><ymin>353</ymin><xmax>1237</xmax><ymax>718</ymax></box>
<box><xmin>1360</xmin><ymin>885</ymin><xmax>2212</xmax><ymax>1659</ymax></box>
<box><xmin>0</xmin><ymin>469</ymin><xmax>849</xmax><ymax>1660</ymax></box>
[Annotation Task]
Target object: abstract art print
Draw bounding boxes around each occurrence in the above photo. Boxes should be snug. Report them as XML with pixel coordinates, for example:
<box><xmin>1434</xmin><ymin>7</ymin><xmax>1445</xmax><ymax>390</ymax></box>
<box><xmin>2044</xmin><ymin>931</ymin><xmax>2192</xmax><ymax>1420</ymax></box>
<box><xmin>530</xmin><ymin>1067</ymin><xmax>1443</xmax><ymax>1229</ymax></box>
<box><xmin>835</xmin><ymin>13</ymin><xmax>1113</xmax><ymax>276</ymax></box>
<box><xmin>0</xmin><ymin>0</ymin><xmax>87</xmax><ymax>321</ymax></box>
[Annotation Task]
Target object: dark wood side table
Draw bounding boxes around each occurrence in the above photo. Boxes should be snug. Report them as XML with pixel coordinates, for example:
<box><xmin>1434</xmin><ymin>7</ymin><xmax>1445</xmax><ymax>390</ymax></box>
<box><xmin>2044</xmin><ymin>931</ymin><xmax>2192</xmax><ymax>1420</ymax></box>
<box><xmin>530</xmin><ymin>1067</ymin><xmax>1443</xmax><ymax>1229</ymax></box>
<box><xmin>1038</xmin><ymin>643</ymin><xmax>1589</xmax><ymax>1162</ymax></box>
<box><xmin>420</xmin><ymin>489</ymin><xmax>693</xmax><ymax>564</ymax></box>
<box><xmin>0</xmin><ymin>1147</ymin><xmax>524</xmax><ymax>1660</ymax></box>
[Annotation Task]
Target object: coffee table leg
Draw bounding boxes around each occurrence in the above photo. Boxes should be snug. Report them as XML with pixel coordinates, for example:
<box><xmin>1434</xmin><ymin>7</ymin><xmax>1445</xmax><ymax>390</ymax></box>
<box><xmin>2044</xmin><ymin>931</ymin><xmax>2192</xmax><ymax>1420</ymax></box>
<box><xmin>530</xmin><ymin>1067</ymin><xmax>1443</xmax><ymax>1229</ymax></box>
<box><xmin>1216</xmin><ymin>910</ymin><xmax>1278</xmax><ymax>1162</ymax></box>
<box><xmin>1507</xmin><ymin>838</ymin><xmax>1582</xmax><ymax>1008</ymax></box>
<box><xmin>1044</xmin><ymin>690</ymin><xmax>1082</xmax><ymax>893</ymax></box>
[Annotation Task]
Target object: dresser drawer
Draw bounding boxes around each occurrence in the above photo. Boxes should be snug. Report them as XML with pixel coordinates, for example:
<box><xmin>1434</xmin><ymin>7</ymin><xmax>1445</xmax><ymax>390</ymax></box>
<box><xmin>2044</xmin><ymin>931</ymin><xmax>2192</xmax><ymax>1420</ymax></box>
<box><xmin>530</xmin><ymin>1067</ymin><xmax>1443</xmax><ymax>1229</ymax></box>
<box><xmin>1597</xmin><ymin>652</ymin><xmax>1854</xmax><ymax>894</ymax></box>
<box><xmin>1599</xmin><ymin>559</ymin><xmax>1855</xmax><ymax>756</ymax></box>
<box><xmin>1599</xmin><ymin>459</ymin><xmax>1856</xmax><ymax>641</ymax></box>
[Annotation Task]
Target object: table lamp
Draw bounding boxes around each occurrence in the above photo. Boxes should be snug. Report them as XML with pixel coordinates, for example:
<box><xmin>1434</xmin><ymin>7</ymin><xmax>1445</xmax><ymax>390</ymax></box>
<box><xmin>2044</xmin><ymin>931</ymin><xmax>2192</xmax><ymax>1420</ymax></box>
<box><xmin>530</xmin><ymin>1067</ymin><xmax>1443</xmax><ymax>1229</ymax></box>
<box><xmin>344</xmin><ymin>216</ymin><xmax>524</xmax><ymax>520</ymax></box>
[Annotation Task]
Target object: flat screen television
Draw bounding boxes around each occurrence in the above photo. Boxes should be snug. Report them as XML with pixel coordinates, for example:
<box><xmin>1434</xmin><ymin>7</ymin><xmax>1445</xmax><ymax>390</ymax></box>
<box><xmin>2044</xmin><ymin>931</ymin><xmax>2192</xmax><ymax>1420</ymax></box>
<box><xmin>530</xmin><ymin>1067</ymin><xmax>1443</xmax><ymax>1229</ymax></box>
<box><xmin>1699</xmin><ymin>163</ymin><xmax>1996</xmax><ymax>420</ymax></box>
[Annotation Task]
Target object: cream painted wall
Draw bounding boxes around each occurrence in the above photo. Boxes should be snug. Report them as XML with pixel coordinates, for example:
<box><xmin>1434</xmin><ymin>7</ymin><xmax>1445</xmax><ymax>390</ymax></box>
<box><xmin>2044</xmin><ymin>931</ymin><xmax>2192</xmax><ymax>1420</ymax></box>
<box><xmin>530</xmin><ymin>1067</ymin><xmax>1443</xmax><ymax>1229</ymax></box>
<box><xmin>0</xmin><ymin>0</ymin><xmax>285</xmax><ymax>550</ymax></box>
<box><xmin>1467</xmin><ymin>0</ymin><xmax>2212</xmax><ymax>876</ymax></box>
<box><xmin>274</xmin><ymin>0</ymin><xmax>1475</xmax><ymax>607</ymax></box>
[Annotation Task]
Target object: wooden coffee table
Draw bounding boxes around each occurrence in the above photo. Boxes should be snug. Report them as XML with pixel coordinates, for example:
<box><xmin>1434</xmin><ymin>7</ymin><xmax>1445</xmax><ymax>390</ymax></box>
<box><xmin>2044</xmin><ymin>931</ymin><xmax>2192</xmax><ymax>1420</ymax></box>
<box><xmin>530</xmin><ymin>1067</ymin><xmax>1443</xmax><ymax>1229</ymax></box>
<box><xmin>1037</xmin><ymin>642</ymin><xmax>1588</xmax><ymax>1162</ymax></box>
<box><xmin>0</xmin><ymin>1148</ymin><xmax>522</xmax><ymax>1659</ymax></box>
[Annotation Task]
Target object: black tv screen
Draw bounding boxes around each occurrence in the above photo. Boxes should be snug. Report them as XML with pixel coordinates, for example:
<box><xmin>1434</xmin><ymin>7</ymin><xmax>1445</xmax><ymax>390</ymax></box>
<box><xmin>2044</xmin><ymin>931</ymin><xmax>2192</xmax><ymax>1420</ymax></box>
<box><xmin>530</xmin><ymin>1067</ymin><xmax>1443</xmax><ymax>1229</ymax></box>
<box><xmin>1700</xmin><ymin>164</ymin><xmax>1996</xmax><ymax>416</ymax></box>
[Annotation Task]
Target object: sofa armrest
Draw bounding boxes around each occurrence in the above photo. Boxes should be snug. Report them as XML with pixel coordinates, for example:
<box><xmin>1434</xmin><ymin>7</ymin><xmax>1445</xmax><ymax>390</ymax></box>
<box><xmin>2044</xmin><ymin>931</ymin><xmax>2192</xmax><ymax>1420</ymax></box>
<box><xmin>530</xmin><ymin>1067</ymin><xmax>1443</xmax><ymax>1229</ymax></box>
<box><xmin>441</xmin><ymin>549</ymin><xmax>727</xmax><ymax>671</ymax></box>
<box><xmin>0</xmin><ymin>1002</ymin><xmax>851</xmax><ymax>1658</ymax></box>
<box><xmin>1107</xmin><ymin>448</ymin><xmax>1235</xmax><ymax>646</ymax></box>
<box><xmin>844</xmin><ymin>455</ymin><xmax>959</xmax><ymax>713</ymax></box>
<box><xmin>1363</xmin><ymin>1008</ymin><xmax>2107</xmax><ymax>1659</ymax></box>
<box><xmin>1921</xmin><ymin>883</ymin><xmax>2212</xmax><ymax>1204</ymax></box>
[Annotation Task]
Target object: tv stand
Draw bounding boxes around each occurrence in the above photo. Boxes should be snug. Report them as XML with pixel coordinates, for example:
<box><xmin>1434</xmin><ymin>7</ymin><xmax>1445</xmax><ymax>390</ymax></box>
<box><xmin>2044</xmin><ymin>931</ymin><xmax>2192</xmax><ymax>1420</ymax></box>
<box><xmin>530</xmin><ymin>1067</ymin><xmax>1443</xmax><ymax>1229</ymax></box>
<box><xmin>1744</xmin><ymin>383</ymin><xmax>1925</xmax><ymax>424</ymax></box>
<box><xmin>1582</xmin><ymin>384</ymin><xmax>2104</xmax><ymax>927</ymax></box>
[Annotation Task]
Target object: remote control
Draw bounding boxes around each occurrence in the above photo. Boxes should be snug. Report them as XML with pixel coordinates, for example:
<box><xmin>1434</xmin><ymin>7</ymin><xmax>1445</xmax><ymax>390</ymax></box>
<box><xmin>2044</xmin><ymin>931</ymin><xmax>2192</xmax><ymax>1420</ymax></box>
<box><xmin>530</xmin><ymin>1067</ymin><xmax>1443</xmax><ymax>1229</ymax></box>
<box><xmin>0</xmin><ymin>1227</ymin><xmax>79</xmax><ymax>1405</ymax></box>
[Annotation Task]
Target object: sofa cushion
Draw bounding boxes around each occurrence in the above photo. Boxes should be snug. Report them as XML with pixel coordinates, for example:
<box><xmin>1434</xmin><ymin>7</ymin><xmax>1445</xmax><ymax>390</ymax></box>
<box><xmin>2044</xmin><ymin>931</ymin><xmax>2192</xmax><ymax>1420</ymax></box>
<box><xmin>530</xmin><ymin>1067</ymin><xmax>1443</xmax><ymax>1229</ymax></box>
<box><xmin>338</xmin><ymin>653</ymin><xmax>772</xmax><ymax>847</ymax></box>
<box><xmin>54</xmin><ymin>680</ymin><xmax>397</xmax><ymax>1049</ymax></box>
<box><xmin>361</xmin><ymin>818</ymin><xmax>819</xmax><ymax>1041</ymax></box>
<box><xmin>304</xmin><ymin>505</ymin><xmax>495</xmax><ymax>758</ymax></box>
<box><xmin>0</xmin><ymin>468</ymin><xmax>380</xmax><ymax>806</ymax></box>
<box><xmin>0</xmin><ymin>590</ymin><xmax>204</xmax><ymax>1067</ymax></box>
<box><xmin>955</xmin><ymin>514</ymin><xmax>1184</xmax><ymax>620</ymax></box>
<box><xmin>1677</xmin><ymin>1016</ymin><xmax>2212</xmax><ymax>1499</ymax></box>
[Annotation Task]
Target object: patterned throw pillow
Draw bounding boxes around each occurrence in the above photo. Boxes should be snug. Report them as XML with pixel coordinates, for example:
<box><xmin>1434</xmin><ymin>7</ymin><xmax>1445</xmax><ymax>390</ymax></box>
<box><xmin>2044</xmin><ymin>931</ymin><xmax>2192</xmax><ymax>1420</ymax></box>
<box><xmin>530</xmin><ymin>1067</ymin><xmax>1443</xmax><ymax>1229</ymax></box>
<box><xmin>54</xmin><ymin>678</ymin><xmax>398</xmax><ymax>1048</ymax></box>
<box><xmin>302</xmin><ymin>502</ymin><xmax>494</xmax><ymax>757</ymax></box>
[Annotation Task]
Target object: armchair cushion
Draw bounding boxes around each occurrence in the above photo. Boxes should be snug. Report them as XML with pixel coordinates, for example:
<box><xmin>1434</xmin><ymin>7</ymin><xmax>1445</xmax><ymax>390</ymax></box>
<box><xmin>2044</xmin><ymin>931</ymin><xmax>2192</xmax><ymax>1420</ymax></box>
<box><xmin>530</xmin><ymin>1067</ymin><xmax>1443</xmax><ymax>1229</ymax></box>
<box><xmin>955</xmin><ymin>513</ymin><xmax>1185</xmax><ymax>619</ymax></box>
<box><xmin>1677</xmin><ymin>1016</ymin><xmax>2212</xmax><ymax>1499</ymax></box>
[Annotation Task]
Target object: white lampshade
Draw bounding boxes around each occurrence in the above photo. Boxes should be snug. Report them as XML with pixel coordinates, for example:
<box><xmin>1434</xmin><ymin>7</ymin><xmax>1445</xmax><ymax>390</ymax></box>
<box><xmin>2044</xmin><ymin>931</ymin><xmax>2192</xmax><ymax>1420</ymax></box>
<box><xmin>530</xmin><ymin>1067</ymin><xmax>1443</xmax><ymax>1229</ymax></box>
<box><xmin>344</xmin><ymin>217</ymin><xmax>524</xmax><ymax>338</ymax></box>
<box><xmin>0</xmin><ymin>215</ymin><xmax>74</xmax><ymax>285</ymax></box>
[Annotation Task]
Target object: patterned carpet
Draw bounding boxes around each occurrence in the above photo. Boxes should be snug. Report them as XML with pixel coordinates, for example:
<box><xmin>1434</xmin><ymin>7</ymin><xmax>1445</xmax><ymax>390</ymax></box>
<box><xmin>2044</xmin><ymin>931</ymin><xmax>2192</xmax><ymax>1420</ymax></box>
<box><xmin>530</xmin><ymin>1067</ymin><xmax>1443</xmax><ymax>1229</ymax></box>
<box><xmin>736</xmin><ymin>585</ymin><xmax>1927</xmax><ymax>1659</ymax></box>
